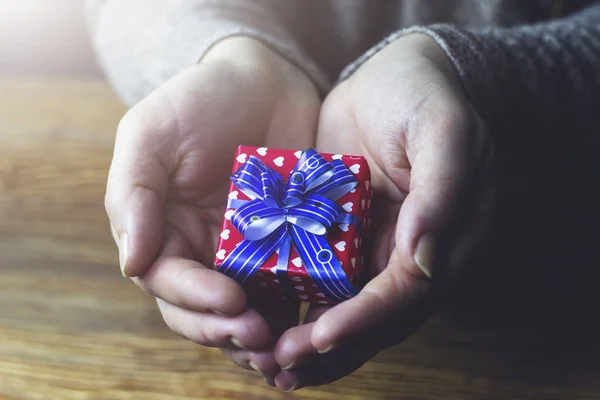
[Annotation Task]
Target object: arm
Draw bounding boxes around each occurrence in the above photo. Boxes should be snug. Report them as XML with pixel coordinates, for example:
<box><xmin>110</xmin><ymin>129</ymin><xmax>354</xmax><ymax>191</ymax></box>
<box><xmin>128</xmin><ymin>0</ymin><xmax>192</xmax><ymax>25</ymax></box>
<box><xmin>338</xmin><ymin>2</ymin><xmax>600</xmax><ymax>178</ymax></box>
<box><xmin>85</xmin><ymin>0</ymin><xmax>330</xmax><ymax>106</ymax></box>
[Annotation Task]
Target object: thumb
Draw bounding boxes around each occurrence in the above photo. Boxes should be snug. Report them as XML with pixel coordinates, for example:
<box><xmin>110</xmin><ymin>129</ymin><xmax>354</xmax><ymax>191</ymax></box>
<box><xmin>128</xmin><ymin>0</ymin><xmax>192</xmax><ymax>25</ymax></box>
<box><xmin>105</xmin><ymin>107</ymin><xmax>175</xmax><ymax>278</ymax></box>
<box><xmin>397</xmin><ymin>107</ymin><xmax>488</xmax><ymax>280</ymax></box>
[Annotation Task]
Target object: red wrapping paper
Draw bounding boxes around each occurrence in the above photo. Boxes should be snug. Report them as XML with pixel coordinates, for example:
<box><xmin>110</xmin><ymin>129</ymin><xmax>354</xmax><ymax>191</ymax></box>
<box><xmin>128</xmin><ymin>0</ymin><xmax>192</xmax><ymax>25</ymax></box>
<box><xmin>214</xmin><ymin>145</ymin><xmax>372</xmax><ymax>304</ymax></box>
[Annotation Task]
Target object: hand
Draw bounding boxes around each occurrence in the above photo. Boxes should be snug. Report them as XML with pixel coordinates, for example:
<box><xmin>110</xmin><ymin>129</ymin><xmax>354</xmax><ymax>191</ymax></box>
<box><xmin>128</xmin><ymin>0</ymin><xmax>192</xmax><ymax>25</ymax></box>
<box><xmin>104</xmin><ymin>37</ymin><xmax>321</xmax><ymax>377</ymax></box>
<box><xmin>272</xmin><ymin>34</ymin><xmax>495</xmax><ymax>390</ymax></box>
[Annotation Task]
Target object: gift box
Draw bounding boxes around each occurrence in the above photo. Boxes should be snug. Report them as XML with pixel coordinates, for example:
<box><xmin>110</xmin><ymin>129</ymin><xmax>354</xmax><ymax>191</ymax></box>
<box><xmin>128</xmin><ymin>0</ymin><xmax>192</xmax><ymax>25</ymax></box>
<box><xmin>214</xmin><ymin>146</ymin><xmax>372</xmax><ymax>305</ymax></box>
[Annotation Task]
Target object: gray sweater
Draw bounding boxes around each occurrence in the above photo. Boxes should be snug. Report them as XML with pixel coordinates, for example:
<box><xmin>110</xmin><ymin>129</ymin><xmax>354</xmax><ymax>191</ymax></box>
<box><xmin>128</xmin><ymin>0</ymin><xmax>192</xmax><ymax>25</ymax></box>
<box><xmin>86</xmin><ymin>0</ymin><xmax>600</xmax><ymax>177</ymax></box>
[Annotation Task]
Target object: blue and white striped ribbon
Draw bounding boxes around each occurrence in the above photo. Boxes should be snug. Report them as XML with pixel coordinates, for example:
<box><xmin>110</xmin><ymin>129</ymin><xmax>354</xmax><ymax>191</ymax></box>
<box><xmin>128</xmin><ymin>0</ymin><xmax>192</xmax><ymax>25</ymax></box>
<box><xmin>219</xmin><ymin>149</ymin><xmax>362</xmax><ymax>302</ymax></box>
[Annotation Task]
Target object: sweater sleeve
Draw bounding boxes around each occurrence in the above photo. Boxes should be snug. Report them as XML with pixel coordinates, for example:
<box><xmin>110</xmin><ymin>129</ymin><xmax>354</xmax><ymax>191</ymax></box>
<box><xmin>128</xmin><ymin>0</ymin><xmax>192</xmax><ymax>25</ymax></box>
<box><xmin>338</xmin><ymin>3</ymin><xmax>600</xmax><ymax>178</ymax></box>
<box><xmin>85</xmin><ymin>0</ymin><xmax>331</xmax><ymax>106</ymax></box>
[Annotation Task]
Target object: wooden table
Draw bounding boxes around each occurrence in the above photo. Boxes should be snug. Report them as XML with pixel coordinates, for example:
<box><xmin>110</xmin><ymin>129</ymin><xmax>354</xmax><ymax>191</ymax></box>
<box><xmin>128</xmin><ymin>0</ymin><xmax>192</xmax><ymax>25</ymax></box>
<box><xmin>1</xmin><ymin>79</ymin><xmax>600</xmax><ymax>400</ymax></box>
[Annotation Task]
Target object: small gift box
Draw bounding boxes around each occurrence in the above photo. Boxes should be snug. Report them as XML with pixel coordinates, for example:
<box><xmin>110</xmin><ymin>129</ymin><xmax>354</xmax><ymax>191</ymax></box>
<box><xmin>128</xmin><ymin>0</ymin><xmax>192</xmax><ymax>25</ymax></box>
<box><xmin>214</xmin><ymin>146</ymin><xmax>372</xmax><ymax>304</ymax></box>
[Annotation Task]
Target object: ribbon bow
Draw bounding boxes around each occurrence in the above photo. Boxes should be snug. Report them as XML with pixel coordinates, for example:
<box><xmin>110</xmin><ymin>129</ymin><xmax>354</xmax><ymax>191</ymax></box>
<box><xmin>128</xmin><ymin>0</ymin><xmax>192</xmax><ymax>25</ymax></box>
<box><xmin>219</xmin><ymin>149</ymin><xmax>361</xmax><ymax>302</ymax></box>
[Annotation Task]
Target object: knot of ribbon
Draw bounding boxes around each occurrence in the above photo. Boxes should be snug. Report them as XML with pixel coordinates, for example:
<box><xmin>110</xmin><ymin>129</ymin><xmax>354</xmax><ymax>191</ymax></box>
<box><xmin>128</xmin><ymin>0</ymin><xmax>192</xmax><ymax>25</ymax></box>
<box><xmin>219</xmin><ymin>149</ymin><xmax>361</xmax><ymax>302</ymax></box>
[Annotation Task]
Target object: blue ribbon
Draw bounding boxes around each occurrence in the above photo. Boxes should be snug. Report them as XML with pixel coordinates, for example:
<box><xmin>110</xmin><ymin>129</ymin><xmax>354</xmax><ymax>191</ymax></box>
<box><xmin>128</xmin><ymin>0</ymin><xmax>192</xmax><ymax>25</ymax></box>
<box><xmin>219</xmin><ymin>149</ymin><xmax>361</xmax><ymax>302</ymax></box>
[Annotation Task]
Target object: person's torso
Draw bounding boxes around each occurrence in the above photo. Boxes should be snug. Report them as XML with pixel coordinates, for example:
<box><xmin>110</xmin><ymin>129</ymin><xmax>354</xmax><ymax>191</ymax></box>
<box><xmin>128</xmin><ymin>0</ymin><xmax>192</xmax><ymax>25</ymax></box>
<box><xmin>280</xmin><ymin>0</ymin><xmax>596</xmax><ymax>80</ymax></box>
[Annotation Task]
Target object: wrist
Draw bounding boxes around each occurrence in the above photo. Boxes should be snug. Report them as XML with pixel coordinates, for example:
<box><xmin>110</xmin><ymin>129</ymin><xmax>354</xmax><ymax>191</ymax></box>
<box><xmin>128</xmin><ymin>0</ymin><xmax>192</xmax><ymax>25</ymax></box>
<box><xmin>203</xmin><ymin>35</ymin><xmax>320</xmax><ymax>101</ymax></box>
<box><xmin>384</xmin><ymin>33</ymin><xmax>464</xmax><ymax>92</ymax></box>
<box><xmin>202</xmin><ymin>36</ymin><xmax>276</xmax><ymax>67</ymax></box>
<box><xmin>202</xmin><ymin>36</ymin><xmax>294</xmax><ymax>81</ymax></box>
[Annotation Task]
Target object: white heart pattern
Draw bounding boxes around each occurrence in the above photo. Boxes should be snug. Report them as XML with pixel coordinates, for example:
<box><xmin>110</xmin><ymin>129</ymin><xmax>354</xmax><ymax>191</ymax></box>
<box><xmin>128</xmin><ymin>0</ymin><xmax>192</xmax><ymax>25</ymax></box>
<box><xmin>216</xmin><ymin>249</ymin><xmax>226</xmax><ymax>260</ymax></box>
<box><xmin>294</xmin><ymin>285</ymin><xmax>305</xmax><ymax>291</ymax></box>
<box><xmin>354</xmin><ymin>238</ymin><xmax>359</xmax><ymax>248</ymax></box>
<box><xmin>361</xmin><ymin>199</ymin><xmax>366</xmax><ymax>209</ymax></box>
<box><xmin>342</xmin><ymin>202</ymin><xmax>353</xmax><ymax>212</ymax></box>
<box><xmin>236</xmin><ymin>153</ymin><xmax>247</xmax><ymax>163</ymax></box>
<box><xmin>332</xmin><ymin>154</ymin><xmax>343</xmax><ymax>160</ymax></box>
<box><xmin>257</xmin><ymin>147</ymin><xmax>268</xmax><ymax>156</ymax></box>
<box><xmin>292</xmin><ymin>257</ymin><xmax>302</xmax><ymax>267</ymax></box>
<box><xmin>338</xmin><ymin>223</ymin><xmax>349</xmax><ymax>232</ymax></box>
<box><xmin>273</xmin><ymin>156</ymin><xmax>285</xmax><ymax>167</ymax></box>
<box><xmin>292</xmin><ymin>276</ymin><xmax>302</xmax><ymax>282</ymax></box>
<box><xmin>294</xmin><ymin>150</ymin><xmax>302</xmax><ymax>159</ymax></box>
<box><xmin>365</xmin><ymin>180</ymin><xmax>370</xmax><ymax>190</ymax></box>
<box><xmin>351</xmin><ymin>257</ymin><xmax>356</xmax><ymax>268</ymax></box>
<box><xmin>219</xmin><ymin>229</ymin><xmax>230</xmax><ymax>240</ymax></box>
<box><xmin>335</xmin><ymin>241</ymin><xmax>347</xmax><ymax>251</ymax></box>
<box><xmin>228</xmin><ymin>190</ymin><xmax>238</xmax><ymax>200</ymax></box>
<box><xmin>224</xmin><ymin>209</ymin><xmax>235</xmax><ymax>220</ymax></box>
<box><xmin>349</xmin><ymin>164</ymin><xmax>360</xmax><ymax>174</ymax></box>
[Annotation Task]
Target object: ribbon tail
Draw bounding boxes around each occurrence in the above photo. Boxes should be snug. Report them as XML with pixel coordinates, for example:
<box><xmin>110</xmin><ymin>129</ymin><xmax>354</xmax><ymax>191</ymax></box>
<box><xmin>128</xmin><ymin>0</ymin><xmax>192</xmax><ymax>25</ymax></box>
<box><xmin>219</xmin><ymin>226</ymin><xmax>287</xmax><ymax>285</ymax></box>
<box><xmin>336</xmin><ymin>213</ymin><xmax>360</xmax><ymax>226</ymax></box>
<box><xmin>275</xmin><ymin>235</ymin><xmax>299</xmax><ymax>301</ymax></box>
<box><xmin>226</xmin><ymin>199</ymin><xmax>250</xmax><ymax>209</ymax></box>
<box><xmin>289</xmin><ymin>224</ymin><xmax>358</xmax><ymax>303</ymax></box>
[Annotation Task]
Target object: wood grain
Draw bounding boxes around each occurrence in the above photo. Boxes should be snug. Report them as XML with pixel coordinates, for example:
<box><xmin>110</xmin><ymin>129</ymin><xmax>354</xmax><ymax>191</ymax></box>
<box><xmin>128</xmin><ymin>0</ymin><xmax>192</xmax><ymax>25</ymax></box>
<box><xmin>1</xmin><ymin>79</ymin><xmax>600</xmax><ymax>400</ymax></box>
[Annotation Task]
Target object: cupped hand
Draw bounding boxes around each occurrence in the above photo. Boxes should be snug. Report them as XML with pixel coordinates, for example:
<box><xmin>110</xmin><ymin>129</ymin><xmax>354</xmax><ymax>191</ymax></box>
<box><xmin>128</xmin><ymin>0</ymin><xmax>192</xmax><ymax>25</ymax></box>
<box><xmin>104</xmin><ymin>37</ymin><xmax>322</xmax><ymax>376</ymax></box>
<box><xmin>272</xmin><ymin>33</ymin><xmax>496</xmax><ymax>391</ymax></box>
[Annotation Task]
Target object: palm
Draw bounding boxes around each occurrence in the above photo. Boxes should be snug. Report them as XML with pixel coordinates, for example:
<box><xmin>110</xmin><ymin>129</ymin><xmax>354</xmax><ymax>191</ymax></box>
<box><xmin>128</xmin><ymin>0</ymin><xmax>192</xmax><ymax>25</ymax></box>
<box><xmin>264</xmin><ymin>82</ymin><xmax>420</xmax><ymax>389</ymax></box>
<box><xmin>316</xmin><ymin>81</ymin><xmax>409</xmax><ymax>283</ymax></box>
<box><xmin>146</xmin><ymin>59</ymin><xmax>322</xmax><ymax>336</ymax></box>
<box><xmin>272</xmin><ymin>39</ymin><xmax>495</xmax><ymax>390</ymax></box>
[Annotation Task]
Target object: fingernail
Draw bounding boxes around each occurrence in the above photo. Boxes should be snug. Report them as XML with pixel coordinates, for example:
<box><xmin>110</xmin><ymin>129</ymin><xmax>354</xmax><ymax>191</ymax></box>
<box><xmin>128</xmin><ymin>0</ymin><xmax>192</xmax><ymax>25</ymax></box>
<box><xmin>284</xmin><ymin>380</ymin><xmax>299</xmax><ymax>392</ymax></box>
<box><xmin>414</xmin><ymin>234</ymin><xmax>435</xmax><ymax>278</ymax></box>
<box><xmin>248</xmin><ymin>361</ymin><xmax>260</xmax><ymax>372</ymax></box>
<box><xmin>230</xmin><ymin>337</ymin><xmax>245</xmax><ymax>349</ymax></box>
<box><xmin>317</xmin><ymin>344</ymin><xmax>335</xmax><ymax>354</ymax></box>
<box><xmin>281</xmin><ymin>361</ymin><xmax>297</xmax><ymax>370</ymax></box>
<box><xmin>119</xmin><ymin>233</ymin><xmax>129</xmax><ymax>277</ymax></box>
<box><xmin>264</xmin><ymin>375</ymin><xmax>276</xmax><ymax>387</ymax></box>
<box><xmin>275</xmin><ymin>373</ymin><xmax>300</xmax><ymax>392</ymax></box>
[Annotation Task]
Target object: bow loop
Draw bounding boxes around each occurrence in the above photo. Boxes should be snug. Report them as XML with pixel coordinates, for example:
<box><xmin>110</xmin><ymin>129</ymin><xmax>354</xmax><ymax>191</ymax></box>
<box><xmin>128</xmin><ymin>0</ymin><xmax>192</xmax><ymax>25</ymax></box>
<box><xmin>296</xmin><ymin>149</ymin><xmax>334</xmax><ymax>191</ymax></box>
<box><xmin>313</xmin><ymin>160</ymin><xmax>358</xmax><ymax>200</ymax></box>
<box><xmin>284</xmin><ymin>170</ymin><xmax>306</xmax><ymax>207</ymax></box>
<box><xmin>231</xmin><ymin>200</ymin><xmax>285</xmax><ymax>241</ymax></box>
<box><xmin>261</xmin><ymin>171</ymin><xmax>281</xmax><ymax>207</ymax></box>
<box><xmin>286</xmin><ymin>193</ymin><xmax>341</xmax><ymax>235</ymax></box>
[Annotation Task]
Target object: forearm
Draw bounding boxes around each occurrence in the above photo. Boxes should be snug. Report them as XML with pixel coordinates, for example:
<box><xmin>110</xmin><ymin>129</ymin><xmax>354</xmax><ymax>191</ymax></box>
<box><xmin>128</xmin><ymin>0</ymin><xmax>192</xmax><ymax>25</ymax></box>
<box><xmin>340</xmin><ymin>3</ymin><xmax>600</xmax><ymax>178</ymax></box>
<box><xmin>86</xmin><ymin>0</ymin><xmax>330</xmax><ymax>106</ymax></box>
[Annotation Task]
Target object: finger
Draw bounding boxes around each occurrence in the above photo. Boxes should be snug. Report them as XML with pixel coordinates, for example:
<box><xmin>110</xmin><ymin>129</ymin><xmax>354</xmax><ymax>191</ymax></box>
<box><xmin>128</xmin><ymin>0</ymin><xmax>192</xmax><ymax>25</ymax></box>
<box><xmin>443</xmin><ymin>179</ymin><xmax>496</xmax><ymax>281</ymax></box>
<box><xmin>274</xmin><ymin>323</ymin><xmax>316</xmax><ymax>371</ymax></box>
<box><xmin>273</xmin><ymin>304</ymin><xmax>329</xmax><ymax>369</ymax></box>
<box><xmin>136</xmin><ymin>256</ymin><xmax>247</xmax><ymax>316</ymax></box>
<box><xmin>274</xmin><ymin>346</ymin><xmax>374</xmax><ymax>391</ymax></box>
<box><xmin>106</xmin><ymin>102</ymin><xmax>180</xmax><ymax>278</ymax></box>
<box><xmin>310</xmin><ymin>257</ymin><xmax>431</xmax><ymax>353</ymax></box>
<box><xmin>220</xmin><ymin>346</ymin><xmax>280</xmax><ymax>375</ymax></box>
<box><xmin>398</xmin><ymin>105</ymin><xmax>492</xmax><ymax>279</ymax></box>
<box><xmin>157</xmin><ymin>299</ymin><xmax>271</xmax><ymax>349</ymax></box>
